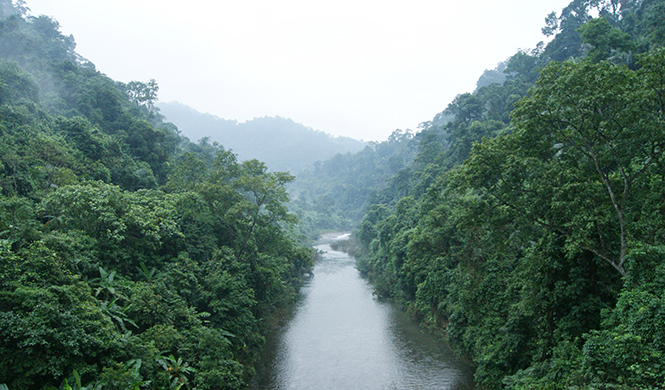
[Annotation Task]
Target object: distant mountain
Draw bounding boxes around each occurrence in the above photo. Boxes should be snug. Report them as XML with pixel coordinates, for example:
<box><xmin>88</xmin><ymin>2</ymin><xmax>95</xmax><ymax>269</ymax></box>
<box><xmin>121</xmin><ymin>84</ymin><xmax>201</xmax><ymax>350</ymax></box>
<box><xmin>158</xmin><ymin>101</ymin><xmax>366</xmax><ymax>174</ymax></box>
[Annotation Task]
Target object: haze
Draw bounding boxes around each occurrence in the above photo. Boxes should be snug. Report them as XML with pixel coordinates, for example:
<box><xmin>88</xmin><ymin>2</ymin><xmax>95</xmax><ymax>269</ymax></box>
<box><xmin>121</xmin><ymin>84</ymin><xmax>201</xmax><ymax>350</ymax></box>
<box><xmin>25</xmin><ymin>0</ymin><xmax>572</xmax><ymax>141</ymax></box>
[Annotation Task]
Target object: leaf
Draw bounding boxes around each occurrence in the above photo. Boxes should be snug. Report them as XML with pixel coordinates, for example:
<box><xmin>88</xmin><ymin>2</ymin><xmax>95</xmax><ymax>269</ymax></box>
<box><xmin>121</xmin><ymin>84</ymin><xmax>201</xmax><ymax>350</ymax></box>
<box><xmin>73</xmin><ymin>369</ymin><xmax>82</xmax><ymax>387</ymax></box>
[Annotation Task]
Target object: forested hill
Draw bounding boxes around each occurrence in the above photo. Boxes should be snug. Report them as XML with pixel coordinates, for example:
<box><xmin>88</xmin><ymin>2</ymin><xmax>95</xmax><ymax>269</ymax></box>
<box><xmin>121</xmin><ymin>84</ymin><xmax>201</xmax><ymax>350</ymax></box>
<box><xmin>0</xmin><ymin>1</ymin><xmax>312</xmax><ymax>389</ymax></box>
<box><xmin>158</xmin><ymin>101</ymin><xmax>366</xmax><ymax>175</ymax></box>
<box><xmin>3</xmin><ymin>0</ymin><xmax>665</xmax><ymax>389</ymax></box>
<box><xmin>346</xmin><ymin>0</ymin><xmax>665</xmax><ymax>389</ymax></box>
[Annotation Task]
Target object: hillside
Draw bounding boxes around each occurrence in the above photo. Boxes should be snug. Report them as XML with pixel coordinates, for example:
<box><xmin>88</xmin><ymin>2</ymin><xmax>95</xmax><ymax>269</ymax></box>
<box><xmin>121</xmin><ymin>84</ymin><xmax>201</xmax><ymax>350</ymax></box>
<box><xmin>0</xmin><ymin>2</ymin><xmax>311</xmax><ymax>389</ymax></box>
<box><xmin>158</xmin><ymin>101</ymin><xmax>366</xmax><ymax>175</ymax></box>
<box><xmin>350</xmin><ymin>1</ymin><xmax>665</xmax><ymax>389</ymax></box>
<box><xmin>3</xmin><ymin>0</ymin><xmax>665</xmax><ymax>389</ymax></box>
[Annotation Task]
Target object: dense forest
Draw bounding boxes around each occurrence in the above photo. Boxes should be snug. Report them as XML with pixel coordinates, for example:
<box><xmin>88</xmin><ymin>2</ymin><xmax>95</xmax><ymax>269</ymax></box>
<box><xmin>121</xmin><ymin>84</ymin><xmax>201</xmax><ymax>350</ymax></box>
<box><xmin>157</xmin><ymin>102</ymin><xmax>366</xmax><ymax>176</ymax></box>
<box><xmin>0</xmin><ymin>1</ymin><xmax>311</xmax><ymax>389</ymax></box>
<box><xmin>351</xmin><ymin>0</ymin><xmax>665</xmax><ymax>389</ymax></box>
<box><xmin>156</xmin><ymin>103</ymin><xmax>377</xmax><ymax>237</ymax></box>
<box><xmin>3</xmin><ymin>0</ymin><xmax>665</xmax><ymax>389</ymax></box>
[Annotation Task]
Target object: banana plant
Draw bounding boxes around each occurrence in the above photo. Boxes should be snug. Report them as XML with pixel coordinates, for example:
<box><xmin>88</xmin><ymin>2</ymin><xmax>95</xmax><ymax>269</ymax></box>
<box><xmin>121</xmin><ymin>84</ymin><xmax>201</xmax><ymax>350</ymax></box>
<box><xmin>41</xmin><ymin>369</ymin><xmax>102</xmax><ymax>390</ymax></box>
<box><xmin>98</xmin><ymin>298</ymin><xmax>137</xmax><ymax>332</ymax></box>
<box><xmin>137</xmin><ymin>262</ymin><xmax>164</xmax><ymax>284</ymax></box>
<box><xmin>157</xmin><ymin>354</ymin><xmax>196</xmax><ymax>390</ymax></box>
<box><xmin>91</xmin><ymin>266</ymin><xmax>129</xmax><ymax>301</ymax></box>
<box><xmin>122</xmin><ymin>360</ymin><xmax>151</xmax><ymax>390</ymax></box>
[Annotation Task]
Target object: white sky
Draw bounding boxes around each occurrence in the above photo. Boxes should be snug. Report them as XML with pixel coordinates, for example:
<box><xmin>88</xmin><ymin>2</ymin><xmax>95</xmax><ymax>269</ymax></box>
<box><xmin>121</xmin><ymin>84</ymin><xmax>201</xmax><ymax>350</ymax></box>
<box><xmin>25</xmin><ymin>0</ymin><xmax>573</xmax><ymax>141</ymax></box>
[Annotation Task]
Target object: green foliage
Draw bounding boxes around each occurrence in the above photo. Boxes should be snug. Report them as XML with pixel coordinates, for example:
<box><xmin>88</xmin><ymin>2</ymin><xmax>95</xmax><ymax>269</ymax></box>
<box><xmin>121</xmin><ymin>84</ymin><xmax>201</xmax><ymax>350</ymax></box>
<box><xmin>581</xmin><ymin>245</ymin><xmax>665</xmax><ymax>388</ymax></box>
<box><xmin>0</xmin><ymin>143</ymin><xmax>309</xmax><ymax>389</ymax></box>
<box><xmin>3</xmin><ymin>1</ymin><xmax>664</xmax><ymax>389</ymax></box>
<box><xmin>291</xmin><ymin>128</ymin><xmax>418</xmax><ymax>230</ymax></box>
<box><xmin>578</xmin><ymin>17</ymin><xmax>635</xmax><ymax>63</ymax></box>
<box><xmin>354</xmin><ymin>5</ymin><xmax>665</xmax><ymax>389</ymax></box>
<box><xmin>158</xmin><ymin>102</ymin><xmax>366</xmax><ymax>175</ymax></box>
<box><xmin>0</xmin><ymin>61</ymin><xmax>39</xmax><ymax>104</ymax></box>
<box><xmin>0</xmin><ymin>3</ymin><xmax>312</xmax><ymax>389</ymax></box>
<box><xmin>124</xmin><ymin>79</ymin><xmax>158</xmax><ymax>109</ymax></box>
<box><xmin>157</xmin><ymin>355</ymin><xmax>195</xmax><ymax>390</ymax></box>
<box><xmin>1</xmin><ymin>157</ymin><xmax>308</xmax><ymax>389</ymax></box>
<box><xmin>0</xmin><ymin>283</ymin><xmax>121</xmax><ymax>389</ymax></box>
<box><xmin>98</xmin><ymin>359</ymin><xmax>150</xmax><ymax>390</ymax></box>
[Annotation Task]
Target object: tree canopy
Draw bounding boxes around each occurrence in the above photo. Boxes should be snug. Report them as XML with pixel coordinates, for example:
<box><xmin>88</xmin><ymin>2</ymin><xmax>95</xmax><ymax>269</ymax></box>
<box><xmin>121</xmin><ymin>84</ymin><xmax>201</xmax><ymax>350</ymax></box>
<box><xmin>3</xmin><ymin>0</ymin><xmax>665</xmax><ymax>389</ymax></box>
<box><xmin>0</xmin><ymin>2</ymin><xmax>311</xmax><ymax>388</ymax></box>
<box><xmin>351</xmin><ymin>1</ymin><xmax>665</xmax><ymax>389</ymax></box>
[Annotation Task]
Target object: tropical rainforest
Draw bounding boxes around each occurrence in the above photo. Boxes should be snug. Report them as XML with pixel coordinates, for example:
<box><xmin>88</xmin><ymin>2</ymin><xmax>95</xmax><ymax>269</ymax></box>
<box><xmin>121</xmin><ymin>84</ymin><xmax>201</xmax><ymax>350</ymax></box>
<box><xmin>0</xmin><ymin>1</ymin><xmax>311</xmax><ymax>389</ymax></box>
<box><xmin>157</xmin><ymin>102</ymin><xmax>365</xmax><ymax>176</ymax></box>
<box><xmin>349</xmin><ymin>0</ymin><xmax>665</xmax><ymax>389</ymax></box>
<box><xmin>2</xmin><ymin>0</ymin><xmax>665</xmax><ymax>389</ymax></box>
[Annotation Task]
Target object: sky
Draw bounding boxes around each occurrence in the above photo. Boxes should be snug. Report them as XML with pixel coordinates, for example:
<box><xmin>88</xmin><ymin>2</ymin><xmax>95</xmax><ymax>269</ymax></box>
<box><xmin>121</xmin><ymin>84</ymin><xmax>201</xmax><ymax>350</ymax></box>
<box><xmin>25</xmin><ymin>0</ymin><xmax>573</xmax><ymax>142</ymax></box>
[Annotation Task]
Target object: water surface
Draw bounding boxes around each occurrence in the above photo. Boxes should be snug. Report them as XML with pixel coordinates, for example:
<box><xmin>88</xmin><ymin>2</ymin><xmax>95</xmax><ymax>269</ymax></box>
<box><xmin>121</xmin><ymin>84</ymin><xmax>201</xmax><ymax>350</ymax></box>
<box><xmin>252</xmin><ymin>233</ymin><xmax>474</xmax><ymax>389</ymax></box>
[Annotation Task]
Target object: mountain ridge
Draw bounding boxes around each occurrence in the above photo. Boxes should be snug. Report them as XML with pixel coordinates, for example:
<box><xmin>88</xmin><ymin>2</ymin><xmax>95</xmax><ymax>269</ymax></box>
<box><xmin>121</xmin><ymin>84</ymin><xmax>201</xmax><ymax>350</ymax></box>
<box><xmin>158</xmin><ymin>101</ymin><xmax>366</xmax><ymax>174</ymax></box>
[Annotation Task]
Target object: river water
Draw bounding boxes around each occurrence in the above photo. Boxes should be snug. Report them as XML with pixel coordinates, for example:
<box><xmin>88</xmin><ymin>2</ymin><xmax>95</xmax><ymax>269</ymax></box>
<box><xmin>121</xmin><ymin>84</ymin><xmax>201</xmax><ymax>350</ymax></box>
<box><xmin>251</xmin><ymin>232</ymin><xmax>474</xmax><ymax>390</ymax></box>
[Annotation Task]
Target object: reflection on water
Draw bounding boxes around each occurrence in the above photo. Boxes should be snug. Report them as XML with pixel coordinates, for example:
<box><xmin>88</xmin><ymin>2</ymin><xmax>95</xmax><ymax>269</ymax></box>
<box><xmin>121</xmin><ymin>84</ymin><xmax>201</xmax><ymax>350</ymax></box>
<box><xmin>251</xmin><ymin>233</ymin><xmax>474</xmax><ymax>390</ymax></box>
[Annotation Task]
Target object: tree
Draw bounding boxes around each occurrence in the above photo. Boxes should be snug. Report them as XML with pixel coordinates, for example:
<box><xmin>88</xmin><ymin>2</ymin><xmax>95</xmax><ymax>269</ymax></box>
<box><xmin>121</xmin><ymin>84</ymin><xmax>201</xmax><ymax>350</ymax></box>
<box><xmin>0</xmin><ymin>61</ymin><xmax>39</xmax><ymax>104</ymax></box>
<box><xmin>578</xmin><ymin>17</ymin><xmax>635</xmax><ymax>63</ymax></box>
<box><xmin>0</xmin><ymin>0</ymin><xmax>28</xmax><ymax>19</ymax></box>
<box><xmin>231</xmin><ymin>160</ymin><xmax>296</xmax><ymax>259</ymax></box>
<box><xmin>542</xmin><ymin>0</ymin><xmax>594</xmax><ymax>61</ymax></box>
<box><xmin>542</xmin><ymin>11</ymin><xmax>560</xmax><ymax>37</ymax></box>
<box><xmin>38</xmin><ymin>182</ymin><xmax>184</xmax><ymax>273</ymax></box>
<box><xmin>464</xmin><ymin>50</ymin><xmax>665</xmax><ymax>277</ymax></box>
<box><xmin>125</xmin><ymin>79</ymin><xmax>158</xmax><ymax>109</ymax></box>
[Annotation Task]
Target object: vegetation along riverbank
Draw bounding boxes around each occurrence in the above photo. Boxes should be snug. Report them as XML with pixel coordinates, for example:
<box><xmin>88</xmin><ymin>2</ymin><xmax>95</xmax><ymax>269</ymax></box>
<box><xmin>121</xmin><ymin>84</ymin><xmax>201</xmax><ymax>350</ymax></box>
<box><xmin>352</xmin><ymin>1</ymin><xmax>665</xmax><ymax>389</ymax></box>
<box><xmin>0</xmin><ymin>2</ymin><xmax>312</xmax><ymax>388</ymax></box>
<box><xmin>2</xmin><ymin>0</ymin><xmax>665</xmax><ymax>389</ymax></box>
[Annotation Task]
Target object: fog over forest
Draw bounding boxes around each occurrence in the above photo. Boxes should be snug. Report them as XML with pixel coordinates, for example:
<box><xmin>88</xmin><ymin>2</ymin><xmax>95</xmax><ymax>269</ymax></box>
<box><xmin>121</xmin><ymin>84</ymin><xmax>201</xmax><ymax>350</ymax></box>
<box><xmin>24</xmin><ymin>0</ymin><xmax>574</xmax><ymax>141</ymax></box>
<box><xmin>1</xmin><ymin>0</ymin><xmax>665</xmax><ymax>389</ymax></box>
<box><xmin>157</xmin><ymin>101</ymin><xmax>366</xmax><ymax>175</ymax></box>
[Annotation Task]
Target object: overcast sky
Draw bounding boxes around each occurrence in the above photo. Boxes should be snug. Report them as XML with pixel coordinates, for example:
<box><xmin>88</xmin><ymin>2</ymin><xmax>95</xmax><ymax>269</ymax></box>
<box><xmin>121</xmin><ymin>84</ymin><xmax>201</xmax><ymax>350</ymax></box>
<box><xmin>25</xmin><ymin>0</ymin><xmax>573</xmax><ymax>141</ymax></box>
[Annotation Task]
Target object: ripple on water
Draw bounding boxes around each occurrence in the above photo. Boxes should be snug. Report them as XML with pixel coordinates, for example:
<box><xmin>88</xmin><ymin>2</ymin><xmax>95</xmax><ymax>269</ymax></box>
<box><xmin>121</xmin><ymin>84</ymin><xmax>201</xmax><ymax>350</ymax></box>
<box><xmin>251</xmin><ymin>234</ymin><xmax>474</xmax><ymax>390</ymax></box>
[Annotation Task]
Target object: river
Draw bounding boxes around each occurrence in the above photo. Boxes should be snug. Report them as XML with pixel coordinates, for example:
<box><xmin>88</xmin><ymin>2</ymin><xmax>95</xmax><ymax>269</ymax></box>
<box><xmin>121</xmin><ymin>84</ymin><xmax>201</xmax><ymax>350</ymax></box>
<box><xmin>251</xmin><ymin>232</ymin><xmax>475</xmax><ymax>389</ymax></box>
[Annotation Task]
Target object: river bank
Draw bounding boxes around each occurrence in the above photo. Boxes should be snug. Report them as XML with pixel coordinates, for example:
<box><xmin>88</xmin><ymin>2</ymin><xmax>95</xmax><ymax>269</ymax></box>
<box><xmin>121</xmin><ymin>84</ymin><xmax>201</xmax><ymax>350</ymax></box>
<box><xmin>250</xmin><ymin>232</ymin><xmax>474</xmax><ymax>389</ymax></box>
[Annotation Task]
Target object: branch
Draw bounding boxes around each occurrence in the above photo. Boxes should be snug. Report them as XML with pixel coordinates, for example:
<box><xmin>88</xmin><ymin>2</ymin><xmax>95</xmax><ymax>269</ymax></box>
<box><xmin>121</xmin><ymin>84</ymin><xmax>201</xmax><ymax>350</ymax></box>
<box><xmin>588</xmin><ymin>147</ymin><xmax>628</xmax><ymax>273</ymax></box>
<box><xmin>582</xmin><ymin>245</ymin><xmax>625</xmax><ymax>276</ymax></box>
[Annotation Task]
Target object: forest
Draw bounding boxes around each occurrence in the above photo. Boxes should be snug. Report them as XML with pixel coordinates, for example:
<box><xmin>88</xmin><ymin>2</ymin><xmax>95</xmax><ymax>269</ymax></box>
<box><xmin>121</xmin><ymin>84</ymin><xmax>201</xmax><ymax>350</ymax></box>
<box><xmin>156</xmin><ymin>102</ymin><xmax>366</xmax><ymax>176</ymax></box>
<box><xmin>0</xmin><ymin>1</ymin><xmax>311</xmax><ymax>388</ymax></box>
<box><xmin>350</xmin><ymin>0</ymin><xmax>665</xmax><ymax>389</ymax></box>
<box><xmin>2</xmin><ymin>0</ymin><xmax>665</xmax><ymax>389</ymax></box>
